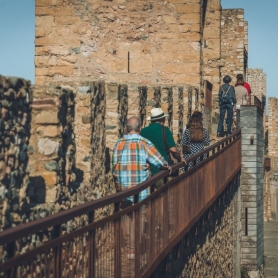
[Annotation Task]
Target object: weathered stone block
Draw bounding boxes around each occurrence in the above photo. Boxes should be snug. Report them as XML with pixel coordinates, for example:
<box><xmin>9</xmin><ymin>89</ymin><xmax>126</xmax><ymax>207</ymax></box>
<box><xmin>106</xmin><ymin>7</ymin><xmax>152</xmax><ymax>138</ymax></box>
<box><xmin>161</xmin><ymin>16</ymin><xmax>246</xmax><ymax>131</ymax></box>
<box><xmin>54</xmin><ymin>16</ymin><xmax>82</xmax><ymax>26</ymax></box>
<box><xmin>48</xmin><ymin>66</ymin><xmax>74</xmax><ymax>76</ymax></box>
<box><xmin>36</xmin><ymin>28</ymin><xmax>45</xmax><ymax>37</ymax></box>
<box><xmin>130</xmin><ymin>56</ymin><xmax>152</xmax><ymax>73</ymax></box>
<box><xmin>180</xmin><ymin>13</ymin><xmax>200</xmax><ymax>24</ymax></box>
<box><xmin>163</xmin><ymin>16</ymin><xmax>177</xmax><ymax>24</ymax></box>
<box><xmin>36</xmin><ymin>126</ymin><xmax>60</xmax><ymax>138</ymax></box>
<box><xmin>36</xmin><ymin>16</ymin><xmax>54</xmax><ymax>27</ymax></box>
<box><xmin>106</xmin><ymin>84</ymin><xmax>118</xmax><ymax>100</ymax></box>
<box><xmin>78</xmin><ymin>86</ymin><xmax>91</xmax><ymax>94</ymax></box>
<box><xmin>80</xmin><ymin>138</ymin><xmax>90</xmax><ymax>149</ymax></box>
<box><xmin>177</xmin><ymin>4</ymin><xmax>200</xmax><ymax>14</ymax></box>
<box><xmin>44</xmin><ymin>161</ymin><xmax>59</xmax><ymax>171</ymax></box>
<box><xmin>82</xmin><ymin>116</ymin><xmax>91</xmax><ymax>124</ymax></box>
<box><xmin>38</xmin><ymin>138</ymin><xmax>59</xmax><ymax>155</ymax></box>
<box><xmin>36</xmin><ymin>7</ymin><xmax>53</xmax><ymax>15</ymax></box>
<box><xmin>36</xmin><ymin>0</ymin><xmax>63</xmax><ymax>6</ymax></box>
<box><xmin>34</xmin><ymin>111</ymin><xmax>59</xmax><ymax>124</ymax></box>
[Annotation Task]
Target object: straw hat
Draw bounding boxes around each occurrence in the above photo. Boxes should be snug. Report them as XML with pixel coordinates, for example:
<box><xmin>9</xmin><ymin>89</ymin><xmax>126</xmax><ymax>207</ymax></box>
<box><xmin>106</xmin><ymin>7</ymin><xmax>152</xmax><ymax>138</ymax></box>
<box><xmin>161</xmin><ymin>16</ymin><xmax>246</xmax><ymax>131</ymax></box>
<box><xmin>147</xmin><ymin>108</ymin><xmax>168</xmax><ymax>121</ymax></box>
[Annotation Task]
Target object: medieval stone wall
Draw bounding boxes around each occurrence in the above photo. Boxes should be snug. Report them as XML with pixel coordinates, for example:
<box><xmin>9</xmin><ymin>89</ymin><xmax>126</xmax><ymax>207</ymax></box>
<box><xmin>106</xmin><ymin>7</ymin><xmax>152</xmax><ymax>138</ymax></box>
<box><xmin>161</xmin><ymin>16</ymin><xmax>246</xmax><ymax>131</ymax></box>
<box><xmin>0</xmin><ymin>70</ymin><xmax>205</xmax><ymax>233</ymax></box>
<box><xmin>205</xmin><ymin>8</ymin><xmax>248</xmax><ymax>134</ymax></box>
<box><xmin>265</xmin><ymin>98</ymin><xmax>278</xmax><ymax>223</ymax></box>
<box><xmin>35</xmin><ymin>0</ymin><xmax>203</xmax><ymax>87</ymax></box>
<box><xmin>34</xmin><ymin>0</ymin><xmax>252</xmax><ymax>138</ymax></box>
<box><xmin>220</xmin><ymin>9</ymin><xmax>246</xmax><ymax>80</ymax></box>
<box><xmin>0</xmin><ymin>76</ymin><xmax>32</xmax><ymax>231</ymax></box>
<box><xmin>26</xmin><ymin>80</ymin><xmax>204</xmax><ymax>217</ymax></box>
<box><xmin>264</xmin><ymin>167</ymin><xmax>278</xmax><ymax>222</ymax></box>
<box><xmin>247</xmin><ymin>68</ymin><xmax>266</xmax><ymax>102</ymax></box>
<box><xmin>267</xmin><ymin>98</ymin><xmax>278</xmax><ymax>157</ymax></box>
<box><xmin>202</xmin><ymin>0</ymin><xmax>221</xmax><ymax>84</ymax></box>
<box><xmin>202</xmin><ymin>0</ymin><xmax>221</xmax><ymax>98</ymax></box>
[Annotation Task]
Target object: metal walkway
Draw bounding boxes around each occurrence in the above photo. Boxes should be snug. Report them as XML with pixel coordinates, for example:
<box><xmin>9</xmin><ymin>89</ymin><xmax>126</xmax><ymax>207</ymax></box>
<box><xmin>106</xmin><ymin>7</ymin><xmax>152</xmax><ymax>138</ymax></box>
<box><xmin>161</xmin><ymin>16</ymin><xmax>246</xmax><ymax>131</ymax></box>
<box><xmin>0</xmin><ymin>130</ymin><xmax>241</xmax><ymax>278</ymax></box>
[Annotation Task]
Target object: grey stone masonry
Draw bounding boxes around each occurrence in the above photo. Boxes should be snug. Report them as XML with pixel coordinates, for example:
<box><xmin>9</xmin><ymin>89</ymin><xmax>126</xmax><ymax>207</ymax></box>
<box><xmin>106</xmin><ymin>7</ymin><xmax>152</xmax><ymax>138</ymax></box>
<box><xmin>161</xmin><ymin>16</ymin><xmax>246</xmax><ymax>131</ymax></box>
<box><xmin>240</xmin><ymin>105</ymin><xmax>264</xmax><ymax>276</ymax></box>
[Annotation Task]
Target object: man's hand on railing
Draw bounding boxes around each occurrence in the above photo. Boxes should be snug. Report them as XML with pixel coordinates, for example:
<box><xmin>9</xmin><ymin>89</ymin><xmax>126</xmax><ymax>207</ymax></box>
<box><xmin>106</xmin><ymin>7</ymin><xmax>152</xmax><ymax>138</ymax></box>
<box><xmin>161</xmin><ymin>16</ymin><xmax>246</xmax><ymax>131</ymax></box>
<box><xmin>161</xmin><ymin>164</ymin><xmax>172</xmax><ymax>174</ymax></box>
<box><xmin>181</xmin><ymin>158</ymin><xmax>187</xmax><ymax>165</ymax></box>
<box><xmin>167</xmin><ymin>166</ymin><xmax>172</xmax><ymax>175</ymax></box>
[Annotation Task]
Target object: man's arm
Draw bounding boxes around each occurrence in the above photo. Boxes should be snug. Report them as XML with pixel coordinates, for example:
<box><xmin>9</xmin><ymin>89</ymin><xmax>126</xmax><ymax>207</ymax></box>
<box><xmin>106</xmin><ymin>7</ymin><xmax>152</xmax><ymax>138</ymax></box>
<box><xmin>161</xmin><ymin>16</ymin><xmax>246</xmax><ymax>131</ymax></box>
<box><xmin>145</xmin><ymin>144</ymin><xmax>173</xmax><ymax>174</ymax></box>
<box><xmin>164</xmin><ymin>127</ymin><xmax>183</xmax><ymax>162</ymax></box>
<box><xmin>169</xmin><ymin>147</ymin><xmax>182</xmax><ymax>162</ymax></box>
<box><xmin>144</xmin><ymin>140</ymin><xmax>167</xmax><ymax>167</ymax></box>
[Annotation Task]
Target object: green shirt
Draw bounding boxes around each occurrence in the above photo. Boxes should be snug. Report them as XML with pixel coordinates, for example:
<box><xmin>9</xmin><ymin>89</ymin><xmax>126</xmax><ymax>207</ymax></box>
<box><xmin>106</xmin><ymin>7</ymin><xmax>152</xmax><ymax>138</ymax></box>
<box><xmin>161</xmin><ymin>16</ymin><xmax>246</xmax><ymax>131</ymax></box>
<box><xmin>140</xmin><ymin>122</ymin><xmax>176</xmax><ymax>175</ymax></box>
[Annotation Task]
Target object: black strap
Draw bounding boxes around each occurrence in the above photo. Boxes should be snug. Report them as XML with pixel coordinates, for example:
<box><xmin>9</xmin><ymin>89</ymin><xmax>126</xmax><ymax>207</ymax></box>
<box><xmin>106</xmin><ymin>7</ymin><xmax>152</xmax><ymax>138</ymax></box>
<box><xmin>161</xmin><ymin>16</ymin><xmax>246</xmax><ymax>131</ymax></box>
<box><xmin>162</xmin><ymin>126</ymin><xmax>171</xmax><ymax>160</ymax></box>
<box><xmin>221</xmin><ymin>85</ymin><xmax>231</xmax><ymax>95</ymax></box>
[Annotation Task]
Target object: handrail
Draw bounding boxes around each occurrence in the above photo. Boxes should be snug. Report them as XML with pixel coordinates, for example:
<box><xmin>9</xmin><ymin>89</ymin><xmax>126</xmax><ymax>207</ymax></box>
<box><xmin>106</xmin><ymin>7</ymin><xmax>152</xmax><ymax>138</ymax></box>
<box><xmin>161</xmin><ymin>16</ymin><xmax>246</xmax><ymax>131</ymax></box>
<box><xmin>242</xmin><ymin>95</ymin><xmax>265</xmax><ymax>111</ymax></box>
<box><xmin>0</xmin><ymin>128</ymin><xmax>242</xmax><ymax>276</ymax></box>
<box><xmin>0</xmin><ymin>130</ymin><xmax>240</xmax><ymax>246</ymax></box>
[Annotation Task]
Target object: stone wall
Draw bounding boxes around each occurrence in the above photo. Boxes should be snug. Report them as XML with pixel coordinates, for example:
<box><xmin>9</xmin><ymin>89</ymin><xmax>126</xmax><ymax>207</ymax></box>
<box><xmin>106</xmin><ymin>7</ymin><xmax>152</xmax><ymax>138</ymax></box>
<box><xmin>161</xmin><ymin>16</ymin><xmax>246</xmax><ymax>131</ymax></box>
<box><xmin>34</xmin><ymin>0</ymin><xmax>252</xmax><ymax>137</ymax></box>
<box><xmin>202</xmin><ymin>0</ymin><xmax>221</xmax><ymax>101</ymax></box>
<box><xmin>267</xmin><ymin>98</ymin><xmax>278</xmax><ymax>157</ymax></box>
<box><xmin>152</xmin><ymin>175</ymin><xmax>241</xmax><ymax>278</ymax></box>
<box><xmin>0</xmin><ymin>76</ymin><xmax>32</xmax><ymax>231</ymax></box>
<box><xmin>28</xmin><ymin>82</ymin><xmax>114</xmax><ymax>220</ymax></box>
<box><xmin>264</xmin><ymin>166</ymin><xmax>278</xmax><ymax>222</ymax></box>
<box><xmin>205</xmin><ymin>8</ymin><xmax>248</xmax><ymax>134</ymax></box>
<box><xmin>0</xmin><ymin>72</ymin><xmax>206</xmax><ymax>232</ymax></box>
<box><xmin>35</xmin><ymin>0</ymin><xmax>203</xmax><ymax>87</ymax></box>
<box><xmin>247</xmin><ymin>69</ymin><xmax>266</xmax><ymax>103</ymax></box>
<box><xmin>240</xmin><ymin>105</ymin><xmax>264</xmax><ymax>277</ymax></box>
<box><xmin>265</xmin><ymin>97</ymin><xmax>278</xmax><ymax>223</ymax></box>
<box><xmin>220</xmin><ymin>9</ymin><xmax>246</xmax><ymax>80</ymax></box>
<box><xmin>27</xmin><ymin>81</ymin><xmax>204</xmax><ymax>216</ymax></box>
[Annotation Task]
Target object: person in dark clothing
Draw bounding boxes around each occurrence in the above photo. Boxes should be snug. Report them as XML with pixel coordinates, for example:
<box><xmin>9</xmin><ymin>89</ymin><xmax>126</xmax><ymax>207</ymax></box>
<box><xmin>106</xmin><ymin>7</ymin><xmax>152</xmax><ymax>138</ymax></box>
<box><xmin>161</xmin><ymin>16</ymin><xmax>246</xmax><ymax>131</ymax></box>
<box><xmin>141</xmin><ymin>108</ymin><xmax>184</xmax><ymax>188</ymax></box>
<box><xmin>217</xmin><ymin>75</ymin><xmax>237</xmax><ymax>136</ymax></box>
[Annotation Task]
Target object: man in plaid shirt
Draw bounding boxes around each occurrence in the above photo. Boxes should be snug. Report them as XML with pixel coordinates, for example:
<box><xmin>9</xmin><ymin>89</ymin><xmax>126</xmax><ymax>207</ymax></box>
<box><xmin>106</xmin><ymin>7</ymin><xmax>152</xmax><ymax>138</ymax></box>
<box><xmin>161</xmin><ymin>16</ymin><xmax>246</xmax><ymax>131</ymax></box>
<box><xmin>112</xmin><ymin>116</ymin><xmax>170</xmax><ymax>204</ymax></box>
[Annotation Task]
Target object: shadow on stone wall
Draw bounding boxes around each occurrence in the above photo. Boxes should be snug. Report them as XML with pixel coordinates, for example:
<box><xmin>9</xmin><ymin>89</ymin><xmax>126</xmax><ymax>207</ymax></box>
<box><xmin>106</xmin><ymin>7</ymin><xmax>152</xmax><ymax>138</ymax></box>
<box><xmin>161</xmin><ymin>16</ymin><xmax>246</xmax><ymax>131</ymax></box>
<box><xmin>105</xmin><ymin>147</ymin><xmax>111</xmax><ymax>174</ymax></box>
<box><xmin>0</xmin><ymin>75</ymin><xmax>32</xmax><ymax>230</ymax></box>
<box><xmin>71</xmin><ymin>167</ymin><xmax>84</xmax><ymax>193</ymax></box>
<box><xmin>27</xmin><ymin>176</ymin><xmax>46</xmax><ymax>206</ymax></box>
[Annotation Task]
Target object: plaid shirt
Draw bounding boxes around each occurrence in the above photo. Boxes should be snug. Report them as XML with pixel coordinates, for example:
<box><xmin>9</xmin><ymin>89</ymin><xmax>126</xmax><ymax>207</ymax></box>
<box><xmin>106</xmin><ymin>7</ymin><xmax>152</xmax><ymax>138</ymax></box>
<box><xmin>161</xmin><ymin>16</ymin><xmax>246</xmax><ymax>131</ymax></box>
<box><xmin>112</xmin><ymin>134</ymin><xmax>166</xmax><ymax>202</ymax></box>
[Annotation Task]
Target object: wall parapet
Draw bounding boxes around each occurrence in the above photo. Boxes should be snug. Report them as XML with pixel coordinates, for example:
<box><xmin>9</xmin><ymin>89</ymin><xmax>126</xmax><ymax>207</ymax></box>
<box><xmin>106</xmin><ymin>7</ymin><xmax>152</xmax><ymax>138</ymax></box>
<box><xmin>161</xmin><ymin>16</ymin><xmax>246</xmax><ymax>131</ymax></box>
<box><xmin>0</xmin><ymin>75</ymin><xmax>32</xmax><ymax>231</ymax></box>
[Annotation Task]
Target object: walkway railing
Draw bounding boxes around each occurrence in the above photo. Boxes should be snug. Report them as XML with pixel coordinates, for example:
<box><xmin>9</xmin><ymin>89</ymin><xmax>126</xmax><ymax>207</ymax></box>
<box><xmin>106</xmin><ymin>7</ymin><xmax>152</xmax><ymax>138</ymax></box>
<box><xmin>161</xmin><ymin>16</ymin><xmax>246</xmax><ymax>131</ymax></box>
<box><xmin>0</xmin><ymin>129</ymin><xmax>241</xmax><ymax>278</ymax></box>
<box><xmin>251</xmin><ymin>95</ymin><xmax>265</xmax><ymax>111</ymax></box>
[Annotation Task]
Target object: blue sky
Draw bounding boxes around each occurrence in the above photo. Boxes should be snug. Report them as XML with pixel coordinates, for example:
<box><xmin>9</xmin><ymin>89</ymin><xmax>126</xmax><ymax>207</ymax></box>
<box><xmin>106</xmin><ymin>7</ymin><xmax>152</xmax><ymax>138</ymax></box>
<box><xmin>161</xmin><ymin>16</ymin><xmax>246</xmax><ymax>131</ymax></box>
<box><xmin>0</xmin><ymin>0</ymin><xmax>35</xmax><ymax>82</ymax></box>
<box><xmin>0</xmin><ymin>0</ymin><xmax>276</xmax><ymax>101</ymax></box>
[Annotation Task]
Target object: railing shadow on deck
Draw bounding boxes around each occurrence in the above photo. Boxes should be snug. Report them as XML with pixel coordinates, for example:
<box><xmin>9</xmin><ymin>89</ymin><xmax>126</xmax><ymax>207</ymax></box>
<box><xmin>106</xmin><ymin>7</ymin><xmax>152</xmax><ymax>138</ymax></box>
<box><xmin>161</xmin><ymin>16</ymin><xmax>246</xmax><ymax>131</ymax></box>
<box><xmin>0</xmin><ymin>129</ymin><xmax>241</xmax><ymax>278</ymax></box>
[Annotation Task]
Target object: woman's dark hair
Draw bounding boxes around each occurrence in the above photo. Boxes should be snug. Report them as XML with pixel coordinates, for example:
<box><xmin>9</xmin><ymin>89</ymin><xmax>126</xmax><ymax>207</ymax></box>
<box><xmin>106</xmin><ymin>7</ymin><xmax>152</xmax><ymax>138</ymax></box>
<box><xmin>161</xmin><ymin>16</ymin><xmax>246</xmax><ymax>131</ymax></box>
<box><xmin>191</xmin><ymin>111</ymin><xmax>203</xmax><ymax>119</ymax></box>
<box><xmin>236</xmin><ymin>78</ymin><xmax>244</xmax><ymax>86</ymax></box>
<box><xmin>189</xmin><ymin>111</ymin><xmax>204</xmax><ymax>143</ymax></box>
<box><xmin>190</xmin><ymin>117</ymin><xmax>204</xmax><ymax>143</ymax></box>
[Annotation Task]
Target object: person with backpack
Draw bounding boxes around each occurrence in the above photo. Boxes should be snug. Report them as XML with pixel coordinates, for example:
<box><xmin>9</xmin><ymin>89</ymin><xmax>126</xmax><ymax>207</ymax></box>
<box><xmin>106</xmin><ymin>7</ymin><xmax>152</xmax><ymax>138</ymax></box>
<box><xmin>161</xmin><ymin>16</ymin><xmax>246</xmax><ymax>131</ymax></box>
<box><xmin>182</xmin><ymin>111</ymin><xmax>210</xmax><ymax>169</ymax></box>
<box><xmin>217</xmin><ymin>75</ymin><xmax>237</xmax><ymax>137</ymax></box>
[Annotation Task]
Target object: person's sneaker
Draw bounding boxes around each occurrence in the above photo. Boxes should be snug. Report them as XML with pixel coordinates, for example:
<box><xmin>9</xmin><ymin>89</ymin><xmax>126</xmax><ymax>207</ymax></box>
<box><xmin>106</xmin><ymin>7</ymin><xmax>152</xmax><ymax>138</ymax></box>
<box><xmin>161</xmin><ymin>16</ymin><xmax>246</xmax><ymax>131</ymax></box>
<box><xmin>127</xmin><ymin>252</ymin><xmax>135</xmax><ymax>259</ymax></box>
